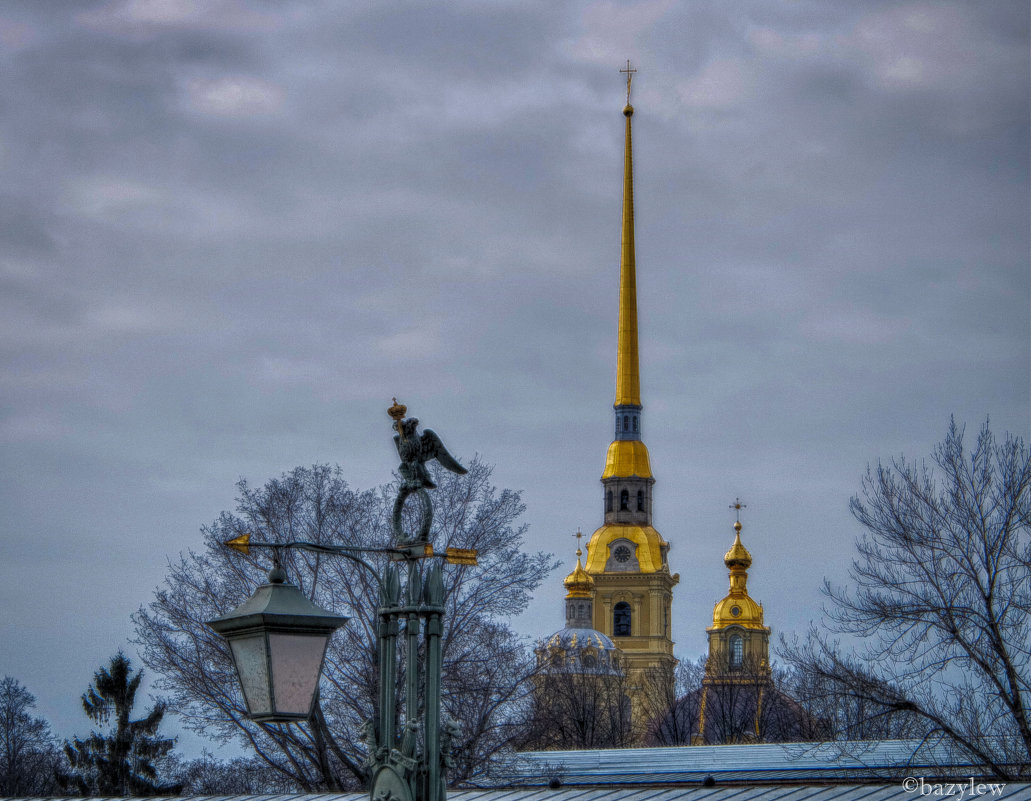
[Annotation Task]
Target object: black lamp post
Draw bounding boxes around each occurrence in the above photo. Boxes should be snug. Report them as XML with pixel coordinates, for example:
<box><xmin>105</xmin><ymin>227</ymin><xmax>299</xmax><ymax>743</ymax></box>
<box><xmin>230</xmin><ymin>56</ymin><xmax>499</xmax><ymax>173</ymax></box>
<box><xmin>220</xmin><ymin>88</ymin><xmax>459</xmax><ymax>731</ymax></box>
<box><xmin>207</xmin><ymin>564</ymin><xmax>348</xmax><ymax>723</ymax></box>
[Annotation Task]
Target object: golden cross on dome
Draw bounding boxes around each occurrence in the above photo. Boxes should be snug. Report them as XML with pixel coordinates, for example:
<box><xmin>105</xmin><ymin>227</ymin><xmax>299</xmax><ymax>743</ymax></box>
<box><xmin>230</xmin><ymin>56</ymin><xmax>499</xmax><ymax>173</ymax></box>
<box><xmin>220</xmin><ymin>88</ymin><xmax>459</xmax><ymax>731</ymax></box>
<box><xmin>729</xmin><ymin>497</ymin><xmax>747</xmax><ymax>523</ymax></box>
<box><xmin>572</xmin><ymin>528</ymin><xmax>584</xmax><ymax>557</ymax></box>
<box><xmin>620</xmin><ymin>59</ymin><xmax>637</xmax><ymax>104</ymax></box>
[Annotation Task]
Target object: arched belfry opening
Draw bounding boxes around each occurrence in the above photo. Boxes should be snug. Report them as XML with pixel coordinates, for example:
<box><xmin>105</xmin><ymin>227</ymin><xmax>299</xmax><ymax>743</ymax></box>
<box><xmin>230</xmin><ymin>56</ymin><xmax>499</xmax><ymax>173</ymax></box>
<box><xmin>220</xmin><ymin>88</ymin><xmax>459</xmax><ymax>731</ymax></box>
<box><xmin>613</xmin><ymin>601</ymin><xmax>632</xmax><ymax>636</ymax></box>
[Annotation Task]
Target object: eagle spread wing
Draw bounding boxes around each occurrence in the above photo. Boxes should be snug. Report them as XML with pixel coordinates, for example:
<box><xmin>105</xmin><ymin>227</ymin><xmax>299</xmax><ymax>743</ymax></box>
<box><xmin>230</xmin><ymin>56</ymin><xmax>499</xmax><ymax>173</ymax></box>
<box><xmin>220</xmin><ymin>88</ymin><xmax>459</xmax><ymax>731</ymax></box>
<box><xmin>420</xmin><ymin>429</ymin><xmax>467</xmax><ymax>476</ymax></box>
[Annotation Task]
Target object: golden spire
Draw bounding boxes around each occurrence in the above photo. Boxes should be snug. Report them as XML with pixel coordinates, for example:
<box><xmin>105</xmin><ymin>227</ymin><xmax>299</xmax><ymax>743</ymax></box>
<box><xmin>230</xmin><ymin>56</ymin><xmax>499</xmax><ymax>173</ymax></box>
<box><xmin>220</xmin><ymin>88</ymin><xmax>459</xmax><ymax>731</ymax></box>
<box><xmin>615</xmin><ymin>59</ymin><xmax>640</xmax><ymax>407</ymax></box>
<box><xmin>602</xmin><ymin>62</ymin><xmax>652</xmax><ymax>483</ymax></box>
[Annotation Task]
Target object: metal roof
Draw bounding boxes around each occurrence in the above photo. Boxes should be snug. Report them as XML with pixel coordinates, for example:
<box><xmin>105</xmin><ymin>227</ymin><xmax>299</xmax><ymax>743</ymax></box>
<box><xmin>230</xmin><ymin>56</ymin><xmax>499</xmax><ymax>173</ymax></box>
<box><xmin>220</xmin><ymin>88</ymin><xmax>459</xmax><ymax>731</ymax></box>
<box><xmin>8</xmin><ymin>741</ymin><xmax>1025</xmax><ymax>801</ymax></box>
<box><xmin>8</xmin><ymin>786</ymin><xmax>1030</xmax><ymax>801</ymax></box>
<box><xmin>505</xmin><ymin>740</ymin><xmax>1019</xmax><ymax>785</ymax></box>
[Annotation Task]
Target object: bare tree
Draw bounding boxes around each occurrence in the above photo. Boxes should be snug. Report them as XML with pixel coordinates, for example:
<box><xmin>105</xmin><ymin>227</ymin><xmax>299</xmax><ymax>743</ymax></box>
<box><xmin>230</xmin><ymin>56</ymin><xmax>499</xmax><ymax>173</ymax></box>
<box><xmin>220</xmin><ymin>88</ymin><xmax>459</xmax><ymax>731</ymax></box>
<box><xmin>134</xmin><ymin>459</ymin><xmax>553</xmax><ymax>790</ymax></box>
<box><xmin>780</xmin><ymin>658</ymin><xmax>923</xmax><ymax>742</ymax></box>
<box><xmin>439</xmin><ymin>617</ymin><xmax>541</xmax><ymax>781</ymax></box>
<box><xmin>641</xmin><ymin>657</ymin><xmax>705</xmax><ymax>746</ymax></box>
<box><xmin>164</xmin><ymin>752</ymin><xmax>300</xmax><ymax>793</ymax></box>
<box><xmin>784</xmin><ymin>419</ymin><xmax>1031</xmax><ymax>779</ymax></box>
<box><xmin>646</xmin><ymin>657</ymin><xmax>822</xmax><ymax>745</ymax></box>
<box><xmin>699</xmin><ymin>660</ymin><xmax>820</xmax><ymax>745</ymax></box>
<box><xmin>0</xmin><ymin>676</ymin><xmax>61</xmax><ymax>795</ymax></box>
<box><xmin>522</xmin><ymin>653</ymin><xmax>635</xmax><ymax>750</ymax></box>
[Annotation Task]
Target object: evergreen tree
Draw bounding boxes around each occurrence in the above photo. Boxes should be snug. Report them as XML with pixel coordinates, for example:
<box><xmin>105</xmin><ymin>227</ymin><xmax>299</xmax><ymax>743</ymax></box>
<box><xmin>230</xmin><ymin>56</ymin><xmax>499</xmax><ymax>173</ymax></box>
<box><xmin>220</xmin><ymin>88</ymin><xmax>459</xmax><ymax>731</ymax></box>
<box><xmin>62</xmin><ymin>652</ymin><xmax>180</xmax><ymax>795</ymax></box>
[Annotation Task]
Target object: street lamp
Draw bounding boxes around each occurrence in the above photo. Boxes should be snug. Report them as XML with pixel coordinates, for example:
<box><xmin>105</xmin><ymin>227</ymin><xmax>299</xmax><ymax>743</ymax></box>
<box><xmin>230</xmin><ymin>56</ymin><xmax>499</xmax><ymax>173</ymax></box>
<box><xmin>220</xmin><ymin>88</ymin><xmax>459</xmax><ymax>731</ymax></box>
<box><xmin>207</xmin><ymin>564</ymin><xmax>348</xmax><ymax>723</ymax></box>
<box><xmin>208</xmin><ymin>401</ymin><xmax>474</xmax><ymax>801</ymax></box>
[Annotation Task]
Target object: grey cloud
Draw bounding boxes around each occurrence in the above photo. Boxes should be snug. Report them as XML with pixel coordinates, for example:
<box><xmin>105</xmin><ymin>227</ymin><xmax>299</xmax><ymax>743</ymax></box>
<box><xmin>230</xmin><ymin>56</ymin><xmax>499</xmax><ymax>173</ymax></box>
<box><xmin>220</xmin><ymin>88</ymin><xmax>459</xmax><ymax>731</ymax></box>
<box><xmin>0</xmin><ymin>0</ymin><xmax>1026</xmax><ymax>758</ymax></box>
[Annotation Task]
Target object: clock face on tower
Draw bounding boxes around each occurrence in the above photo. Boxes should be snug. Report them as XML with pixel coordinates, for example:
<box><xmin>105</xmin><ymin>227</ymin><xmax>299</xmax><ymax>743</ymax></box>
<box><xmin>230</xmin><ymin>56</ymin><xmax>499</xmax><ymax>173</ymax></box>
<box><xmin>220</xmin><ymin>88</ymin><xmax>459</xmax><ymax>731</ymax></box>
<box><xmin>614</xmin><ymin>545</ymin><xmax>632</xmax><ymax>563</ymax></box>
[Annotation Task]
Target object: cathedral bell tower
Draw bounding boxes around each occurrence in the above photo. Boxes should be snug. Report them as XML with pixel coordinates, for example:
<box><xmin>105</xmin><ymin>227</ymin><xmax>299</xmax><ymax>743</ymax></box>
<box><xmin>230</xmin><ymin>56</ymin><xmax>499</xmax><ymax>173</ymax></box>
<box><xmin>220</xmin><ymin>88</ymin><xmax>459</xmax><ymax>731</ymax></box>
<box><xmin>583</xmin><ymin>63</ymin><xmax>679</xmax><ymax>710</ymax></box>
<box><xmin>705</xmin><ymin>513</ymin><xmax>770</xmax><ymax>673</ymax></box>
<box><xmin>695</xmin><ymin>504</ymin><xmax>772</xmax><ymax>744</ymax></box>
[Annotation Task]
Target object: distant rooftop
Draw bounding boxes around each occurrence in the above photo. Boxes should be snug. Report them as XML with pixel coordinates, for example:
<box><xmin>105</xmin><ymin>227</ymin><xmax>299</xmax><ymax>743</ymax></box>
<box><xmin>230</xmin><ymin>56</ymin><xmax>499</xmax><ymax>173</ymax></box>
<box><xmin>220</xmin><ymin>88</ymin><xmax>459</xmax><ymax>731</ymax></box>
<box><xmin>8</xmin><ymin>786</ymin><xmax>1030</xmax><ymax>801</ymax></box>
<box><xmin>9</xmin><ymin>741</ymin><xmax>1027</xmax><ymax>801</ymax></box>
<box><xmin>508</xmin><ymin>740</ymin><xmax>1017</xmax><ymax>786</ymax></box>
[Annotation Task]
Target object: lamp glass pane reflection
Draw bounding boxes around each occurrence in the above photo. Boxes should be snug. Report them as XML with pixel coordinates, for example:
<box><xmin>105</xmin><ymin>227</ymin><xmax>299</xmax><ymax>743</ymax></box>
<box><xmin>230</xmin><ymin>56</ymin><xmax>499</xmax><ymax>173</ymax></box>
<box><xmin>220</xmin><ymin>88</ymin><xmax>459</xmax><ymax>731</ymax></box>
<box><xmin>229</xmin><ymin>635</ymin><xmax>272</xmax><ymax>717</ymax></box>
<box><xmin>268</xmin><ymin>633</ymin><xmax>329</xmax><ymax>716</ymax></box>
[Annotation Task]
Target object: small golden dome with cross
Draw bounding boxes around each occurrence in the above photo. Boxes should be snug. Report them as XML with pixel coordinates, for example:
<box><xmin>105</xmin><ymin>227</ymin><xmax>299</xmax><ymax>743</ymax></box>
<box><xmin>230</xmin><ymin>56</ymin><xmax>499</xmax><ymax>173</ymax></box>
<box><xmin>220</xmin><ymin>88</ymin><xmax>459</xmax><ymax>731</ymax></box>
<box><xmin>564</xmin><ymin>532</ymin><xmax>594</xmax><ymax>599</ymax></box>
<box><xmin>710</xmin><ymin>504</ymin><xmax>768</xmax><ymax>632</ymax></box>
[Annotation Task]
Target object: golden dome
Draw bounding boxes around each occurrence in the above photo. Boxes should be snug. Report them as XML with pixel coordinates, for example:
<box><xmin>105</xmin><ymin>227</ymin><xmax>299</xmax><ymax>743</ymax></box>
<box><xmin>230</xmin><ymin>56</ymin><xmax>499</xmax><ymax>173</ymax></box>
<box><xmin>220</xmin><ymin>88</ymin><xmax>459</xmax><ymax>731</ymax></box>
<box><xmin>711</xmin><ymin>594</ymin><xmax>765</xmax><ymax>630</ymax></box>
<box><xmin>584</xmin><ymin>524</ymin><xmax>668</xmax><ymax>574</ymax></box>
<box><xmin>601</xmin><ymin>439</ymin><xmax>653</xmax><ymax>479</ymax></box>
<box><xmin>724</xmin><ymin>522</ymin><xmax>752</xmax><ymax>569</ymax></box>
<box><xmin>710</xmin><ymin>520</ymin><xmax>768</xmax><ymax>631</ymax></box>
<box><xmin>564</xmin><ymin>547</ymin><xmax>594</xmax><ymax>599</ymax></box>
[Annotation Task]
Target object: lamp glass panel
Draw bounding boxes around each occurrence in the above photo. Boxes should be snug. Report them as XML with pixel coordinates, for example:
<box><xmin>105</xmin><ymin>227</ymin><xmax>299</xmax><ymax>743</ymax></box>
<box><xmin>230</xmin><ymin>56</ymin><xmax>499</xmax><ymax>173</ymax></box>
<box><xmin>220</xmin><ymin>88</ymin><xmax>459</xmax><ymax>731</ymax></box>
<box><xmin>229</xmin><ymin>634</ymin><xmax>271</xmax><ymax>716</ymax></box>
<box><xmin>268</xmin><ymin>633</ymin><xmax>327</xmax><ymax>716</ymax></box>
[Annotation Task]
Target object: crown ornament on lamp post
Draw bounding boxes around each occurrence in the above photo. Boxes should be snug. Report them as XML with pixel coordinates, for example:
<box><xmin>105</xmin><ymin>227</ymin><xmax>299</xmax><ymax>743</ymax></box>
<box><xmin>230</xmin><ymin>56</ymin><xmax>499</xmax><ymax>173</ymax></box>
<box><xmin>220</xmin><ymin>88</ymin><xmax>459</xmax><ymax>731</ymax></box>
<box><xmin>388</xmin><ymin>397</ymin><xmax>408</xmax><ymax>435</ymax></box>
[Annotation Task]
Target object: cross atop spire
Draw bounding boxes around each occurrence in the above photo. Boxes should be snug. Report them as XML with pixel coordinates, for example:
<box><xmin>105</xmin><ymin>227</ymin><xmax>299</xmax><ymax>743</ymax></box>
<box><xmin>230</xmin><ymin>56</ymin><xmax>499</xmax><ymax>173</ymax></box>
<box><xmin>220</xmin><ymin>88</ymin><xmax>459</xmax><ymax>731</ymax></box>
<box><xmin>620</xmin><ymin>59</ymin><xmax>637</xmax><ymax>105</ymax></box>
<box><xmin>573</xmin><ymin>528</ymin><xmax>584</xmax><ymax>557</ymax></box>
<box><xmin>729</xmin><ymin>498</ymin><xmax>747</xmax><ymax>523</ymax></box>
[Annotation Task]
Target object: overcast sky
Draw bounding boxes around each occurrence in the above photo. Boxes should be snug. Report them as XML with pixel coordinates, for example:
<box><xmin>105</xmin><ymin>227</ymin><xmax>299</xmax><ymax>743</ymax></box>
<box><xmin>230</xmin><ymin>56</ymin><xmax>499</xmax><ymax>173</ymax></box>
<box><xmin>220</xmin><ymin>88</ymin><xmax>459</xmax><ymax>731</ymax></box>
<box><xmin>1</xmin><ymin>0</ymin><xmax>1028</xmax><ymax>758</ymax></box>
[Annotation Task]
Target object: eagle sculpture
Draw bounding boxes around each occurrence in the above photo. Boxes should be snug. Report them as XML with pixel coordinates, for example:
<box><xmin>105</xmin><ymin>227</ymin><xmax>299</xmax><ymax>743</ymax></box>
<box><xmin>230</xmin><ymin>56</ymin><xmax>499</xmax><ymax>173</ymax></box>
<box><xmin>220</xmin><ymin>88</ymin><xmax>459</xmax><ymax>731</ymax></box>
<box><xmin>389</xmin><ymin>408</ymin><xmax>467</xmax><ymax>544</ymax></box>
<box><xmin>394</xmin><ymin>418</ymin><xmax>467</xmax><ymax>490</ymax></box>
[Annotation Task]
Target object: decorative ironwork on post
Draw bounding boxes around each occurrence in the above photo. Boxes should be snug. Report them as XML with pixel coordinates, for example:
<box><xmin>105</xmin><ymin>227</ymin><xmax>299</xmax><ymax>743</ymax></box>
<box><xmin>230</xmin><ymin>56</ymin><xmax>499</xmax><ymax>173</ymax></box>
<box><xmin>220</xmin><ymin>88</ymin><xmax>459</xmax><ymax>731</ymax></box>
<box><xmin>371</xmin><ymin>400</ymin><xmax>469</xmax><ymax>801</ymax></box>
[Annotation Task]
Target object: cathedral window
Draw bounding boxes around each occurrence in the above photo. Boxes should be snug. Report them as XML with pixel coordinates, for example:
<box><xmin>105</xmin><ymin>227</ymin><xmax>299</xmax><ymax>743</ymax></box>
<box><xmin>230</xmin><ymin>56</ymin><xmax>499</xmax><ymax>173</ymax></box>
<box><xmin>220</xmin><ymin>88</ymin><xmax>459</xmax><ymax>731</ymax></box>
<box><xmin>614</xmin><ymin>602</ymin><xmax>631</xmax><ymax>636</ymax></box>
<box><xmin>637</xmin><ymin>490</ymin><xmax>644</xmax><ymax>511</ymax></box>
<box><xmin>623</xmin><ymin>415</ymin><xmax>629</xmax><ymax>431</ymax></box>
<box><xmin>606</xmin><ymin>491</ymin><xmax>613</xmax><ymax>512</ymax></box>
<box><xmin>582</xmin><ymin>652</ymin><xmax>597</xmax><ymax>669</ymax></box>
<box><xmin>633</xmin><ymin>416</ymin><xmax>638</xmax><ymax>432</ymax></box>
<box><xmin>730</xmin><ymin>635</ymin><xmax>743</xmax><ymax>669</ymax></box>
<box><xmin>620</xmin><ymin>489</ymin><xmax>629</xmax><ymax>510</ymax></box>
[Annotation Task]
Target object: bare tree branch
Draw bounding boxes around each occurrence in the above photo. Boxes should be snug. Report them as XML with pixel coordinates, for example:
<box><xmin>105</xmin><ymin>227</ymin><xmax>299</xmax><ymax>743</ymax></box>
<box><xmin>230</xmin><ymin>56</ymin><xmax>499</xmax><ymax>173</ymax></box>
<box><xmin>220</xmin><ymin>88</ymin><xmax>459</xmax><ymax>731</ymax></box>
<box><xmin>783</xmin><ymin>418</ymin><xmax>1031</xmax><ymax>779</ymax></box>
<box><xmin>134</xmin><ymin>459</ymin><xmax>555</xmax><ymax>790</ymax></box>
